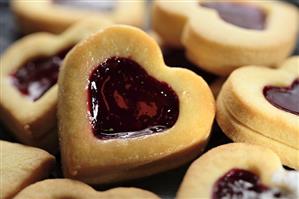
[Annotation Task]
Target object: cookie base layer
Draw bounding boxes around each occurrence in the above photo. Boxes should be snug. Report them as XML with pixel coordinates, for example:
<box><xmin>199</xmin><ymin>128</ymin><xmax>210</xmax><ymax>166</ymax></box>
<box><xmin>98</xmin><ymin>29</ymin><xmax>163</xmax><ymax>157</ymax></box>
<box><xmin>217</xmin><ymin>97</ymin><xmax>299</xmax><ymax>169</ymax></box>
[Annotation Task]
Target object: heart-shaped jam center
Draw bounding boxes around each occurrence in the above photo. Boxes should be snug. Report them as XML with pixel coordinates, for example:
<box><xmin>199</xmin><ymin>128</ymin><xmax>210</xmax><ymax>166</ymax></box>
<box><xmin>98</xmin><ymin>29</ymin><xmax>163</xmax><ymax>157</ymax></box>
<box><xmin>213</xmin><ymin>169</ymin><xmax>284</xmax><ymax>199</ymax></box>
<box><xmin>10</xmin><ymin>46</ymin><xmax>73</xmax><ymax>101</ymax></box>
<box><xmin>200</xmin><ymin>2</ymin><xmax>266</xmax><ymax>30</ymax></box>
<box><xmin>52</xmin><ymin>0</ymin><xmax>116</xmax><ymax>11</ymax></box>
<box><xmin>87</xmin><ymin>57</ymin><xmax>179</xmax><ymax>139</ymax></box>
<box><xmin>263</xmin><ymin>79</ymin><xmax>299</xmax><ymax>116</ymax></box>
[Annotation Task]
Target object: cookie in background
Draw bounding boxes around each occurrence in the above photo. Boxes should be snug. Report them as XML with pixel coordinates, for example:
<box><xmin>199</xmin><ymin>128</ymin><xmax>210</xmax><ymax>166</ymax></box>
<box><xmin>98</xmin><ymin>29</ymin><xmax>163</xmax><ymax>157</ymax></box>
<box><xmin>11</xmin><ymin>0</ymin><xmax>145</xmax><ymax>34</ymax></box>
<box><xmin>0</xmin><ymin>18</ymin><xmax>112</xmax><ymax>152</ymax></box>
<box><xmin>216</xmin><ymin>56</ymin><xmax>299</xmax><ymax>169</ymax></box>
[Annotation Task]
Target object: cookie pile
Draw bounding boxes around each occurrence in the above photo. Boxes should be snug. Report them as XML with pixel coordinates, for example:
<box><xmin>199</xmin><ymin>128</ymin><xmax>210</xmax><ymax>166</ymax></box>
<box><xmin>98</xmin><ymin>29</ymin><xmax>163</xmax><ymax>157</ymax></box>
<box><xmin>0</xmin><ymin>1</ymin><xmax>298</xmax><ymax>199</ymax></box>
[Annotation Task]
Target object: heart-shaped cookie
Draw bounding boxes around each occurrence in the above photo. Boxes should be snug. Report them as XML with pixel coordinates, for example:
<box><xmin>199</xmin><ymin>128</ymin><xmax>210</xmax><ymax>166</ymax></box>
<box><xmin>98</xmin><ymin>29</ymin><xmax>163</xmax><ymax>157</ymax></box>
<box><xmin>0</xmin><ymin>18</ymin><xmax>111</xmax><ymax>152</ymax></box>
<box><xmin>216</xmin><ymin>56</ymin><xmax>299</xmax><ymax>169</ymax></box>
<box><xmin>58</xmin><ymin>25</ymin><xmax>215</xmax><ymax>184</ymax></box>
<box><xmin>177</xmin><ymin>143</ymin><xmax>299</xmax><ymax>199</ymax></box>
<box><xmin>152</xmin><ymin>0</ymin><xmax>299</xmax><ymax>76</ymax></box>
<box><xmin>1</xmin><ymin>140</ymin><xmax>55</xmax><ymax>199</ymax></box>
<box><xmin>11</xmin><ymin>0</ymin><xmax>145</xmax><ymax>34</ymax></box>
<box><xmin>14</xmin><ymin>179</ymin><xmax>160</xmax><ymax>199</ymax></box>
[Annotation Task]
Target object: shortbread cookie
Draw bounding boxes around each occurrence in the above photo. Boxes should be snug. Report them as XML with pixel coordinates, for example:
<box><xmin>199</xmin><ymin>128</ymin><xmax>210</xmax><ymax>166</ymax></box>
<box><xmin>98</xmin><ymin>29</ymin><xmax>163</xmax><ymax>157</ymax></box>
<box><xmin>14</xmin><ymin>179</ymin><xmax>159</xmax><ymax>199</ymax></box>
<box><xmin>177</xmin><ymin>143</ymin><xmax>299</xmax><ymax>199</ymax></box>
<box><xmin>0</xmin><ymin>18</ymin><xmax>111</xmax><ymax>151</ymax></box>
<box><xmin>152</xmin><ymin>0</ymin><xmax>299</xmax><ymax>76</ymax></box>
<box><xmin>11</xmin><ymin>0</ymin><xmax>145</xmax><ymax>33</ymax></box>
<box><xmin>216</xmin><ymin>56</ymin><xmax>299</xmax><ymax>169</ymax></box>
<box><xmin>1</xmin><ymin>140</ymin><xmax>55</xmax><ymax>199</ymax></box>
<box><xmin>58</xmin><ymin>25</ymin><xmax>215</xmax><ymax>184</ymax></box>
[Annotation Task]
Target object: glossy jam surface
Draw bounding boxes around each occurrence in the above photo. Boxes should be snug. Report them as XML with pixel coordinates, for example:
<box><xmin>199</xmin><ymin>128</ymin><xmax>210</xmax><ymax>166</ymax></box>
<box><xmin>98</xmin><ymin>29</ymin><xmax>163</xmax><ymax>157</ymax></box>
<box><xmin>10</xmin><ymin>47</ymin><xmax>72</xmax><ymax>101</ymax></box>
<box><xmin>162</xmin><ymin>47</ymin><xmax>216</xmax><ymax>84</ymax></box>
<box><xmin>53</xmin><ymin>0</ymin><xmax>116</xmax><ymax>11</ymax></box>
<box><xmin>213</xmin><ymin>169</ymin><xmax>283</xmax><ymax>199</ymax></box>
<box><xmin>200</xmin><ymin>2</ymin><xmax>266</xmax><ymax>30</ymax></box>
<box><xmin>88</xmin><ymin>57</ymin><xmax>179</xmax><ymax>139</ymax></box>
<box><xmin>264</xmin><ymin>79</ymin><xmax>299</xmax><ymax>115</ymax></box>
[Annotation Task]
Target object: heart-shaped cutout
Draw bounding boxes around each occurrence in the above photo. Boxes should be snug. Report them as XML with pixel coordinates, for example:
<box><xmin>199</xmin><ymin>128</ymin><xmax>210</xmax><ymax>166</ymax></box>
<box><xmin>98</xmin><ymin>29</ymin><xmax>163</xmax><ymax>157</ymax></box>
<box><xmin>200</xmin><ymin>2</ymin><xmax>266</xmax><ymax>30</ymax></box>
<box><xmin>88</xmin><ymin>57</ymin><xmax>179</xmax><ymax>139</ymax></box>
<box><xmin>14</xmin><ymin>179</ymin><xmax>160</xmax><ymax>199</ymax></box>
<box><xmin>177</xmin><ymin>143</ymin><xmax>299</xmax><ymax>199</ymax></box>
<box><xmin>216</xmin><ymin>56</ymin><xmax>299</xmax><ymax>169</ymax></box>
<box><xmin>264</xmin><ymin>79</ymin><xmax>299</xmax><ymax>115</ymax></box>
<box><xmin>0</xmin><ymin>18</ymin><xmax>111</xmax><ymax>152</ymax></box>
<box><xmin>152</xmin><ymin>0</ymin><xmax>298</xmax><ymax>75</ymax></box>
<box><xmin>58</xmin><ymin>25</ymin><xmax>215</xmax><ymax>184</ymax></box>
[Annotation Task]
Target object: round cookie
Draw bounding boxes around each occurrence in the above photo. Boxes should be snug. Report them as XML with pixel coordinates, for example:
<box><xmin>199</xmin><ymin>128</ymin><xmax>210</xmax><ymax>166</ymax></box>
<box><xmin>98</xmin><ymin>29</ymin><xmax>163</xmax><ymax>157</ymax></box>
<box><xmin>58</xmin><ymin>25</ymin><xmax>215</xmax><ymax>184</ymax></box>
<box><xmin>11</xmin><ymin>0</ymin><xmax>145</xmax><ymax>34</ymax></box>
<box><xmin>216</xmin><ymin>56</ymin><xmax>299</xmax><ymax>169</ymax></box>
<box><xmin>0</xmin><ymin>18</ymin><xmax>112</xmax><ymax>152</ymax></box>
<box><xmin>14</xmin><ymin>179</ymin><xmax>160</xmax><ymax>199</ymax></box>
<box><xmin>177</xmin><ymin>143</ymin><xmax>299</xmax><ymax>199</ymax></box>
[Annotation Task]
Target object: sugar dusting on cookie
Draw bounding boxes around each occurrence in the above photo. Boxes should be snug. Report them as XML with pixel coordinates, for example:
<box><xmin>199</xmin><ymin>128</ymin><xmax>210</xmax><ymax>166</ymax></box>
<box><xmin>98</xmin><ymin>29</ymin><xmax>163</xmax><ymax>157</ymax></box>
<box><xmin>271</xmin><ymin>168</ymin><xmax>299</xmax><ymax>199</ymax></box>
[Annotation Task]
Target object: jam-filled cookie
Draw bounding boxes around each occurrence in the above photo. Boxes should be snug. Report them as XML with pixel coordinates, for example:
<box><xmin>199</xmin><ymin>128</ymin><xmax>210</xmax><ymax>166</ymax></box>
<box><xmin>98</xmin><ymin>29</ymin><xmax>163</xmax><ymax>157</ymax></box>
<box><xmin>1</xmin><ymin>140</ymin><xmax>55</xmax><ymax>199</ymax></box>
<box><xmin>58</xmin><ymin>25</ymin><xmax>215</xmax><ymax>184</ymax></box>
<box><xmin>153</xmin><ymin>0</ymin><xmax>299</xmax><ymax>76</ymax></box>
<box><xmin>0</xmin><ymin>18</ymin><xmax>111</xmax><ymax>152</ymax></box>
<box><xmin>14</xmin><ymin>179</ymin><xmax>160</xmax><ymax>199</ymax></box>
<box><xmin>177</xmin><ymin>143</ymin><xmax>299</xmax><ymax>199</ymax></box>
<box><xmin>11</xmin><ymin>0</ymin><xmax>145</xmax><ymax>34</ymax></box>
<box><xmin>216</xmin><ymin>56</ymin><xmax>299</xmax><ymax>169</ymax></box>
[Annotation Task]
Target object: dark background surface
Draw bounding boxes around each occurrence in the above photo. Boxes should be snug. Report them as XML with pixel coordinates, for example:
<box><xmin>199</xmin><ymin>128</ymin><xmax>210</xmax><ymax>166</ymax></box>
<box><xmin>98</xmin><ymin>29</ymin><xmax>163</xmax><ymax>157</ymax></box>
<box><xmin>0</xmin><ymin>1</ymin><xmax>298</xmax><ymax>198</ymax></box>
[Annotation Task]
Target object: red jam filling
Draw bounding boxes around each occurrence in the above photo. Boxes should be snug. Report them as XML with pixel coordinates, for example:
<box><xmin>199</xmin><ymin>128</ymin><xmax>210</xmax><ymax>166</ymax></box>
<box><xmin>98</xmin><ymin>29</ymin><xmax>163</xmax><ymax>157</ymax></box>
<box><xmin>200</xmin><ymin>2</ymin><xmax>266</xmax><ymax>30</ymax></box>
<box><xmin>213</xmin><ymin>169</ymin><xmax>283</xmax><ymax>199</ymax></box>
<box><xmin>162</xmin><ymin>47</ymin><xmax>216</xmax><ymax>84</ymax></box>
<box><xmin>87</xmin><ymin>57</ymin><xmax>179</xmax><ymax>139</ymax></box>
<box><xmin>263</xmin><ymin>79</ymin><xmax>299</xmax><ymax>115</ymax></box>
<box><xmin>10</xmin><ymin>47</ymin><xmax>72</xmax><ymax>101</ymax></box>
<box><xmin>52</xmin><ymin>0</ymin><xmax>116</xmax><ymax>11</ymax></box>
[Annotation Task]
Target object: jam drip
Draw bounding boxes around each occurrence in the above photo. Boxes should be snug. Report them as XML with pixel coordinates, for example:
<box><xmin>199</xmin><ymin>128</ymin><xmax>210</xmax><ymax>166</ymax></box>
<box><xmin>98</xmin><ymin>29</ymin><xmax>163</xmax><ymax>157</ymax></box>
<box><xmin>263</xmin><ymin>79</ymin><xmax>299</xmax><ymax>116</ymax></box>
<box><xmin>213</xmin><ymin>169</ymin><xmax>283</xmax><ymax>199</ymax></box>
<box><xmin>53</xmin><ymin>0</ymin><xmax>116</xmax><ymax>11</ymax></box>
<box><xmin>88</xmin><ymin>57</ymin><xmax>179</xmax><ymax>139</ymax></box>
<box><xmin>200</xmin><ymin>2</ymin><xmax>266</xmax><ymax>30</ymax></box>
<box><xmin>10</xmin><ymin>47</ymin><xmax>72</xmax><ymax>101</ymax></box>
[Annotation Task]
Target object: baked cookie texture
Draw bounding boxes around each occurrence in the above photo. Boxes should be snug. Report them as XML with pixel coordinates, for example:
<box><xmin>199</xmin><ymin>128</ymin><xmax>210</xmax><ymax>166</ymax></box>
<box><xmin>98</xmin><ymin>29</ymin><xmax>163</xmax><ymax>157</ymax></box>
<box><xmin>0</xmin><ymin>18</ymin><xmax>112</xmax><ymax>152</ymax></box>
<box><xmin>1</xmin><ymin>140</ymin><xmax>55</xmax><ymax>199</ymax></box>
<box><xmin>216</xmin><ymin>56</ymin><xmax>299</xmax><ymax>169</ymax></box>
<box><xmin>177</xmin><ymin>143</ymin><xmax>299</xmax><ymax>199</ymax></box>
<box><xmin>58</xmin><ymin>25</ymin><xmax>215</xmax><ymax>184</ymax></box>
<box><xmin>14</xmin><ymin>179</ymin><xmax>160</xmax><ymax>199</ymax></box>
<box><xmin>153</xmin><ymin>0</ymin><xmax>299</xmax><ymax>76</ymax></box>
<box><xmin>11</xmin><ymin>0</ymin><xmax>145</xmax><ymax>34</ymax></box>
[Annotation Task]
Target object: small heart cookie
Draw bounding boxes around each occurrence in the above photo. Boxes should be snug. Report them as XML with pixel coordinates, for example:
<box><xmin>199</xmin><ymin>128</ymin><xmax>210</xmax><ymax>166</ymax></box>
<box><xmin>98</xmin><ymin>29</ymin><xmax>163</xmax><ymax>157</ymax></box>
<box><xmin>216</xmin><ymin>56</ymin><xmax>299</xmax><ymax>169</ymax></box>
<box><xmin>1</xmin><ymin>140</ymin><xmax>55</xmax><ymax>199</ymax></box>
<box><xmin>58</xmin><ymin>25</ymin><xmax>215</xmax><ymax>184</ymax></box>
<box><xmin>0</xmin><ymin>18</ymin><xmax>111</xmax><ymax>152</ymax></box>
<box><xmin>11</xmin><ymin>0</ymin><xmax>145</xmax><ymax>33</ymax></box>
<box><xmin>14</xmin><ymin>179</ymin><xmax>160</xmax><ymax>199</ymax></box>
<box><xmin>177</xmin><ymin>143</ymin><xmax>299</xmax><ymax>199</ymax></box>
<box><xmin>152</xmin><ymin>0</ymin><xmax>299</xmax><ymax>75</ymax></box>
